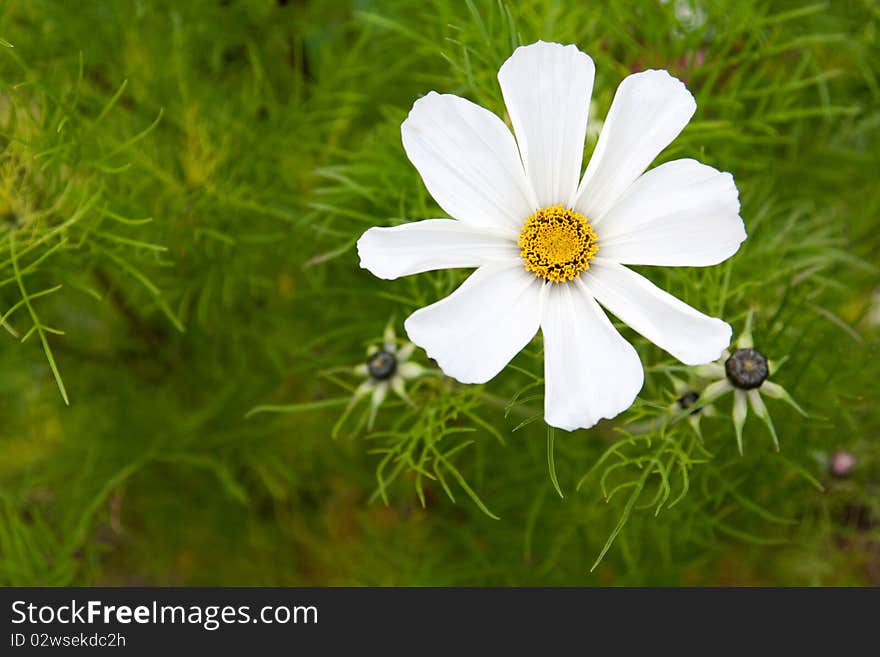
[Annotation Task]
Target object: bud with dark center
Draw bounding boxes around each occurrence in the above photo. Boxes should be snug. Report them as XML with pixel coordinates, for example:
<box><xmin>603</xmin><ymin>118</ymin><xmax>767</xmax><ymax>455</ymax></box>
<box><xmin>367</xmin><ymin>349</ymin><xmax>397</xmax><ymax>380</ymax></box>
<box><xmin>724</xmin><ymin>348</ymin><xmax>769</xmax><ymax>390</ymax></box>
<box><xmin>677</xmin><ymin>390</ymin><xmax>701</xmax><ymax>416</ymax></box>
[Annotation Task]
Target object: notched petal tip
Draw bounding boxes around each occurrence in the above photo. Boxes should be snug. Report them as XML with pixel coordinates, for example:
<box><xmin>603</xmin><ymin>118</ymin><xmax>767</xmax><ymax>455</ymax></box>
<box><xmin>679</xmin><ymin>319</ymin><xmax>733</xmax><ymax>366</ymax></box>
<box><xmin>546</xmin><ymin>417</ymin><xmax>595</xmax><ymax>433</ymax></box>
<box><xmin>405</xmin><ymin>89</ymin><xmax>442</xmax><ymax>112</ymax></box>
<box><xmin>399</xmin><ymin>91</ymin><xmax>440</xmax><ymax>139</ymax></box>
<box><xmin>356</xmin><ymin>228</ymin><xmax>398</xmax><ymax>280</ymax></box>
<box><xmin>545</xmin><ymin>383</ymin><xmax>641</xmax><ymax>433</ymax></box>
<box><xmin>669</xmin><ymin>317</ymin><xmax>732</xmax><ymax>367</ymax></box>
<box><xmin>500</xmin><ymin>40</ymin><xmax>594</xmax><ymax>64</ymax></box>
<box><xmin>403</xmin><ymin>314</ymin><xmax>495</xmax><ymax>385</ymax></box>
<box><xmin>714</xmin><ymin>168</ymin><xmax>748</xmax><ymax>248</ymax></box>
<box><xmin>404</xmin><ymin>334</ymin><xmax>493</xmax><ymax>385</ymax></box>
<box><xmin>630</xmin><ymin>68</ymin><xmax>697</xmax><ymax>113</ymax></box>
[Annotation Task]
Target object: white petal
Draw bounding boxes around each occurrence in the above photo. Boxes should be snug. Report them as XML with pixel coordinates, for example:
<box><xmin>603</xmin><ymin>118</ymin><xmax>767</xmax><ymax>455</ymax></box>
<box><xmin>357</xmin><ymin>219</ymin><xmax>518</xmax><ymax>280</ymax></box>
<box><xmin>401</xmin><ymin>92</ymin><xmax>536</xmax><ymax>234</ymax></box>
<box><xmin>596</xmin><ymin>159</ymin><xmax>746</xmax><ymax>266</ymax></box>
<box><xmin>585</xmin><ymin>261</ymin><xmax>731</xmax><ymax>365</ymax></box>
<box><xmin>404</xmin><ymin>263</ymin><xmax>542</xmax><ymax>384</ymax></box>
<box><xmin>541</xmin><ymin>280</ymin><xmax>643</xmax><ymax>431</ymax></box>
<box><xmin>497</xmin><ymin>41</ymin><xmax>596</xmax><ymax>208</ymax></box>
<box><xmin>574</xmin><ymin>70</ymin><xmax>696</xmax><ymax>221</ymax></box>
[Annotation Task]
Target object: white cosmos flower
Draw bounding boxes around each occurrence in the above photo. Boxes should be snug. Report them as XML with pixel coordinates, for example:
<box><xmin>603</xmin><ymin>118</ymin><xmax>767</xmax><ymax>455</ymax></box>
<box><xmin>356</xmin><ymin>41</ymin><xmax>746</xmax><ymax>432</ymax></box>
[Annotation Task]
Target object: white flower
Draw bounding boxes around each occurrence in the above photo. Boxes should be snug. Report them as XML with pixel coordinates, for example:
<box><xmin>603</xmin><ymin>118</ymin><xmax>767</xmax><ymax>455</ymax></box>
<box><xmin>357</xmin><ymin>41</ymin><xmax>746</xmax><ymax>431</ymax></box>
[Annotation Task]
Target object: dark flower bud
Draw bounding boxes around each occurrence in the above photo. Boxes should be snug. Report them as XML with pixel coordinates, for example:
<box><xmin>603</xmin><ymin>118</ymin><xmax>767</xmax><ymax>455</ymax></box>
<box><xmin>367</xmin><ymin>349</ymin><xmax>397</xmax><ymax>380</ymax></box>
<box><xmin>677</xmin><ymin>390</ymin><xmax>701</xmax><ymax>415</ymax></box>
<box><xmin>725</xmin><ymin>348</ymin><xmax>769</xmax><ymax>390</ymax></box>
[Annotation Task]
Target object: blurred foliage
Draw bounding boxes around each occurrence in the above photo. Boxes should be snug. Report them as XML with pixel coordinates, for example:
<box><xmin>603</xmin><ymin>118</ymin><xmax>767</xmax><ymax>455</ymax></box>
<box><xmin>0</xmin><ymin>0</ymin><xmax>878</xmax><ymax>585</ymax></box>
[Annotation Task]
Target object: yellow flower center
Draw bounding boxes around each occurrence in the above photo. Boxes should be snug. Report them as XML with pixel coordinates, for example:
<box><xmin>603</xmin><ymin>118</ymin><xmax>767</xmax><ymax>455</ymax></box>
<box><xmin>517</xmin><ymin>205</ymin><xmax>598</xmax><ymax>283</ymax></box>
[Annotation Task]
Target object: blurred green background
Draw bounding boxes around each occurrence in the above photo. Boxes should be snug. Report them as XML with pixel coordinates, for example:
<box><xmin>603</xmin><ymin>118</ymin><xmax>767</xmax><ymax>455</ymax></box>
<box><xmin>0</xmin><ymin>0</ymin><xmax>878</xmax><ymax>585</ymax></box>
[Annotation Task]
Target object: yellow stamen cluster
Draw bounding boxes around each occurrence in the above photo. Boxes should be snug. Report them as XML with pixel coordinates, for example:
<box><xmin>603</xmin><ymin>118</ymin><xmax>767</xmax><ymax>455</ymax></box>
<box><xmin>517</xmin><ymin>205</ymin><xmax>598</xmax><ymax>283</ymax></box>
